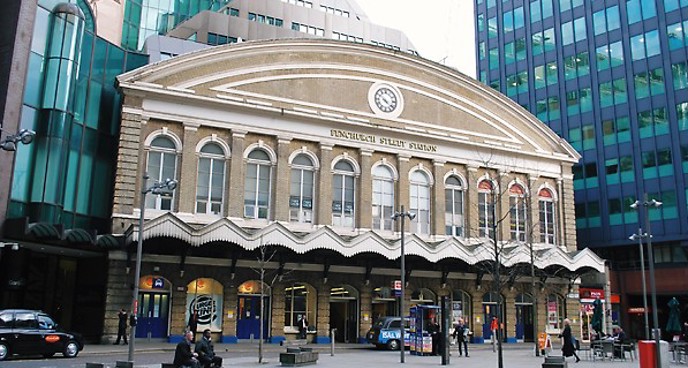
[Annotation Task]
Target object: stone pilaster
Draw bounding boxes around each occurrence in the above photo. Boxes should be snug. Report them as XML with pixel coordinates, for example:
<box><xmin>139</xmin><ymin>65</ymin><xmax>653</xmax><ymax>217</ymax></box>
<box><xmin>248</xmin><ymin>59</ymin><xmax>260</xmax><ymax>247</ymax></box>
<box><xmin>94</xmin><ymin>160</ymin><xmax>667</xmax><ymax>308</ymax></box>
<box><xmin>559</xmin><ymin>173</ymin><xmax>577</xmax><ymax>251</ymax></box>
<box><xmin>113</xmin><ymin>112</ymin><xmax>146</xmax><ymax>216</ymax></box>
<box><xmin>504</xmin><ymin>289</ymin><xmax>517</xmax><ymax>341</ymax></box>
<box><xmin>315</xmin><ymin>283</ymin><xmax>331</xmax><ymax>343</ymax></box>
<box><xmin>222</xmin><ymin>283</ymin><xmax>238</xmax><ymax>342</ymax></box>
<box><xmin>271</xmin><ymin>280</ymin><xmax>286</xmax><ymax>343</ymax></box>
<box><xmin>472</xmin><ymin>288</ymin><xmax>485</xmax><ymax>340</ymax></box>
<box><xmin>274</xmin><ymin>137</ymin><xmax>292</xmax><ymax>222</ymax></box>
<box><xmin>359</xmin><ymin>283</ymin><xmax>373</xmax><ymax>342</ymax></box>
<box><xmin>397</xmin><ymin>154</ymin><xmax>410</xmax><ymax>214</ymax></box>
<box><xmin>528</xmin><ymin>175</ymin><xmax>540</xmax><ymax>244</ymax></box>
<box><xmin>432</xmin><ymin>160</ymin><xmax>445</xmax><ymax>237</ymax></box>
<box><xmin>102</xmin><ymin>258</ymin><xmax>132</xmax><ymax>343</ymax></box>
<box><xmin>358</xmin><ymin>149</ymin><xmax>373</xmax><ymax>229</ymax></box>
<box><xmin>466</xmin><ymin>166</ymin><xmax>480</xmax><ymax>238</ymax></box>
<box><xmin>227</xmin><ymin>130</ymin><xmax>246</xmax><ymax>218</ymax></box>
<box><xmin>498</xmin><ymin>171</ymin><xmax>510</xmax><ymax>242</ymax></box>
<box><xmin>317</xmin><ymin>144</ymin><xmax>334</xmax><ymax>226</ymax></box>
<box><xmin>177</xmin><ymin>123</ymin><xmax>199</xmax><ymax>213</ymax></box>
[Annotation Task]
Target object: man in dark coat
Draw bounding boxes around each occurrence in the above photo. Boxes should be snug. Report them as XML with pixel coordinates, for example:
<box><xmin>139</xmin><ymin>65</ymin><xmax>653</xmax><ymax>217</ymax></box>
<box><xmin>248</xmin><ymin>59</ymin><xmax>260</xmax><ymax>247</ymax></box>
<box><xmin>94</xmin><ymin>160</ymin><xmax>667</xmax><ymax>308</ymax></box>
<box><xmin>195</xmin><ymin>329</ymin><xmax>223</xmax><ymax>368</ymax></box>
<box><xmin>453</xmin><ymin>318</ymin><xmax>469</xmax><ymax>357</ymax></box>
<box><xmin>298</xmin><ymin>315</ymin><xmax>309</xmax><ymax>339</ymax></box>
<box><xmin>188</xmin><ymin>310</ymin><xmax>198</xmax><ymax>342</ymax></box>
<box><xmin>427</xmin><ymin>318</ymin><xmax>440</xmax><ymax>356</ymax></box>
<box><xmin>174</xmin><ymin>331</ymin><xmax>200</xmax><ymax>368</ymax></box>
<box><xmin>114</xmin><ymin>308</ymin><xmax>128</xmax><ymax>345</ymax></box>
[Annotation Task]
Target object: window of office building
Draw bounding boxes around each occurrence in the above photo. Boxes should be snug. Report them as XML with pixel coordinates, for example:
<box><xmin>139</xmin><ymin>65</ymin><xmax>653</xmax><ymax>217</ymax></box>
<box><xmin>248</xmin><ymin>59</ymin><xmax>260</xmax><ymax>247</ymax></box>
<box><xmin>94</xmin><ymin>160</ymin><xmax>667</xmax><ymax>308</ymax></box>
<box><xmin>372</xmin><ymin>165</ymin><xmax>395</xmax><ymax>231</ymax></box>
<box><xmin>593</xmin><ymin>6</ymin><xmax>620</xmax><ymax>35</ymax></box>
<box><xmin>478</xmin><ymin>180</ymin><xmax>495</xmax><ymax>238</ymax></box>
<box><xmin>289</xmin><ymin>153</ymin><xmax>316</xmax><ymax>224</ymax></box>
<box><xmin>488</xmin><ymin>17</ymin><xmax>498</xmax><ymax>38</ymax></box>
<box><xmin>664</xmin><ymin>0</ymin><xmax>688</xmax><ymax>12</ymax></box>
<box><xmin>536</xmin><ymin>96</ymin><xmax>561</xmax><ymax>122</ymax></box>
<box><xmin>638</xmin><ymin>107</ymin><xmax>669</xmax><ymax>138</ymax></box>
<box><xmin>196</xmin><ymin>142</ymin><xmax>226</xmax><ymax>215</ymax></box>
<box><xmin>667</xmin><ymin>21</ymin><xmax>688</xmax><ymax>50</ymax></box>
<box><xmin>244</xmin><ymin>148</ymin><xmax>273</xmax><ymax>219</ymax></box>
<box><xmin>602</xmin><ymin>116</ymin><xmax>631</xmax><ymax>145</ymax></box>
<box><xmin>534</xmin><ymin>62</ymin><xmax>558</xmax><ymax>88</ymax></box>
<box><xmin>605</xmin><ymin>155</ymin><xmax>636</xmax><ymax>184</ymax></box>
<box><xmin>507</xmin><ymin>71</ymin><xmax>529</xmax><ymax>96</ymax></box>
<box><xmin>332</xmin><ymin>160</ymin><xmax>356</xmax><ymax>228</ymax></box>
<box><xmin>559</xmin><ymin>0</ymin><xmax>583</xmax><ymax>13</ymax></box>
<box><xmin>561</xmin><ymin>17</ymin><xmax>587</xmax><ymax>45</ymax></box>
<box><xmin>564</xmin><ymin>52</ymin><xmax>590</xmax><ymax>80</ymax></box>
<box><xmin>575</xmin><ymin>200</ymin><xmax>601</xmax><ymax>228</ymax></box>
<box><xmin>146</xmin><ymin>136</ymin><xmax>178</xmax><ymax>211</ymax></box>
<box><xmin>596</xmin><ymin>41</ymin><xmax>624</xmax><ymax>71</ymax></box>
<box><xmin>672</xmin><ymin>61</ymin><xmax>688</xmax><ymax>89</ymax></box>
<box><xmin>642</xmin><ymin>149</ymin><xmax>673</xmax><ymax>179</ymax></box>
<box><xmin>627</xmin><ymin>0</ymin><xmax>656</xmax><ymax>24</ymax></box>
<box><xmin>509</xmin><ymin>184</ymin><xmax>527</xmax><ymax>241</ymax></box>
<box><xmin>531</xmin><ymin>0</ymin><xmax>554</xmax><ymax>23</ymax></box>
<box><xmin>631</xmin><ymin>31</ymin><xmax>660</xmax><ymax>60</ymax></box>
<box><xmin>489</xmin><ymin>47</ymin><xmax>500</xmax><ymax>70</ymax></box>
<box><xmin>538</xmin><ymin>188</ymin><xmax>556</xmax><ymax>244</ymax></box>
<box><xmin>677</xmin><ymin>102</ymin><xmax>688</xmax><ymax>130</ymax></box>
<box><xmin>503</xmin><ymin>7</ymin><xmax>524</xmax><ymax>32</ymax></box>
<box><xmin>566</xmin><ymin>88</ymin><xmax>592</xmax><ymax>115</ymax></box>
<box><xmin>568</xmin><ymin>124</ymin><xmax>595</xmax><ymax>152</ymax></box>
<box><xmin>608</xmin><ymin>195</ymin><xmax>638</xmax><ymax>225</ymax></box>
<box><xmin>599</xmin><ymin>78</ymin><xmax>627</xmax><ymax>107</ymax></box>
<box><xmin>573</xmin><ymin>162</ymin><xmax>599</xmax><ymax>190</ymax></box>
<box><xmin>445</xmin><ymin>175</ymin><xmax>465</xmax><ymax>237</ymax></box>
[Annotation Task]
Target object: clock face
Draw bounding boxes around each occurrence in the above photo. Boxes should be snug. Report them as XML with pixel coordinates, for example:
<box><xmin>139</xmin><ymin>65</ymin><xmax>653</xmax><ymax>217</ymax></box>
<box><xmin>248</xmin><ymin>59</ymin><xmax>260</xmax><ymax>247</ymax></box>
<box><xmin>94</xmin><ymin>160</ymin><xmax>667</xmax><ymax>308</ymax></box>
<box><xmin>374</xmin><ymin>87</ymin><xmax>398</xmax><ymax>113</ymax></box>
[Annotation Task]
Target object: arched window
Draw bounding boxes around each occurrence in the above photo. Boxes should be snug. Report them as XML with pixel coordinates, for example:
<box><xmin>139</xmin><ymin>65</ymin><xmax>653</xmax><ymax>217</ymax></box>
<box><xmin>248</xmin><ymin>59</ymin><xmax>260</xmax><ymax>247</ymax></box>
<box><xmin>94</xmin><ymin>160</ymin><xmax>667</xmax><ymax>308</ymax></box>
<box><xmin>478</xmin><ymin>180</ymin><xmax>494</xmax><ymax>237</ymax></box>
<box><xmin>410</xmin><ymin>170</ymin><xmax>431</xmax><ymax>235</ymax></box>
<box><xmin>196</xmin><ymin>143</ymin><xmax>225</xmax><ymax>215</ymax></box>
<box><xmin>411</xmin><ymin>288</ymin><xmax>436</xmax><ymax>305</ymax></box>
<box><xmin>445</xmin><ymin>175</ymin><xmax>464</xmax><ymax>237</ymax></box>
<box><xmin>452</xmin><ymin>289</ymin><xmax>472</xmax><ymax>325</ymax></box>
<box><xmin>146</xmin><ymin>136</ymin><xmax>177</xmax><ymax>210</ymax></box>
<box><xmin>290</xmin><ymin>153</ymin><xmax>315</xmax><ymax>223</ymax></box>
<box><xmin>546</xmin><ymin>294</ymin><xmax>566</xmax><ymax>331</ymax></box>
<box><xmin>284</xmin><ymin>283</ymin><xmax>316</xmax><ymax>330</ymax></box>
<box><xmin>372</xmin><ymin>165</ymin><xmax>394</xmax><ymax>231</ymax></box>
<box><xmin>332</xmin><ymin>160</ymin><xmax>355</xmax><ymax>228</ymax></box>
<box><xmin>245</xmin><ymin>148</ymin><xmax>272</xmax><ymax>219</ymax></box>
<box><xmin>509</xmin><ymin>184</ymin><xmax>527</xmax><ymax>241</ymax></box>
<box><xmin>538</xmin><ymin>188</ymin><xmax>556</xmax><ymax>245</ymax></box>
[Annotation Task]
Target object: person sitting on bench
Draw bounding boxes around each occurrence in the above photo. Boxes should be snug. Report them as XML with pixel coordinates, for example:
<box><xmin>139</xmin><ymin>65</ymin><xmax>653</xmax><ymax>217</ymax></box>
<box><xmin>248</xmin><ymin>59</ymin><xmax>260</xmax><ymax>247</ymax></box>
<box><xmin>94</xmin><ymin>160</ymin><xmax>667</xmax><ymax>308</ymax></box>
<box><xmin>174</xmin><ymin>331</ymin><xmax>200</xmax><ymax>368</ymax></box>
<box><xmin>195</xmin><ymin>329</ymin><xmax>223</xmax><ymax>368</ymax></box>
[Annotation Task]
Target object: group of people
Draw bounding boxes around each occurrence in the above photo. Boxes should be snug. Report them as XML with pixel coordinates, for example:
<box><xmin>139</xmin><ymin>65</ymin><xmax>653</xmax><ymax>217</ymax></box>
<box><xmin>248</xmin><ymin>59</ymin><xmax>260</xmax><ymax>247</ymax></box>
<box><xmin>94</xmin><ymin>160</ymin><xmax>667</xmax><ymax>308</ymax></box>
<box><xmin>174</xmin><ymin>329</ymin><xmax>223</xmax><ymax>368</ymax></box>
<box><xmin>424</xmin><ymin>317</ymin><xmax>472</xmax><ymax>357</ymax></box>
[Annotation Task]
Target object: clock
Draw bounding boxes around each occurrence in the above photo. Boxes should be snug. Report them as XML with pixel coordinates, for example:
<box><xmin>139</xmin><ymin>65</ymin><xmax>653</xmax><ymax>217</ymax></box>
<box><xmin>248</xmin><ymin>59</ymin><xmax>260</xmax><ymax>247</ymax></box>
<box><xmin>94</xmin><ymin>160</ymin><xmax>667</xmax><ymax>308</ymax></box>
<box><xmin>368</xmin><ymin>83</ymin><xmax>404</xmax><ymax>117</ymax></box>
<box><xmin>374</xmin><ymin>87</ymin><xmax>398</xmax><ymax>113</ymax></box>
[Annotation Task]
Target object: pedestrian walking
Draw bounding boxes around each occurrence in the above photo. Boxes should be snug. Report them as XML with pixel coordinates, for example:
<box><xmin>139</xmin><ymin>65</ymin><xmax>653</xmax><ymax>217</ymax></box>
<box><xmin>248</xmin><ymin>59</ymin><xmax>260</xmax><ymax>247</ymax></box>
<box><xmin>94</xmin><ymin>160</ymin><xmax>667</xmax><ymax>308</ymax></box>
<box><xmin>188</xmin><ymin>310</ymin><xmax>198</xmax><ymax>342</ymax></box>
<box><xmin>490</xmin><ymin>316</ymin><xmax>498</xmax><ymax>352</ymax></box>
<box><xmin>114</xmin><ymin>308</ymin><xmax>128</xmax><ymax>345</ymax></box>
<box><xmin>559</xmin><ymin>318</ymin><xmax>580</xmax><ymax>363</ymax></box>
<box><xmin>298</xmin><ymin>315</ymin><xmax>309</xmax><ymax>339</ymax></box>
<box><xmin>453</xmin><ymin>318</ymin><xmax>470</xmax><ymax>357</ymax></box>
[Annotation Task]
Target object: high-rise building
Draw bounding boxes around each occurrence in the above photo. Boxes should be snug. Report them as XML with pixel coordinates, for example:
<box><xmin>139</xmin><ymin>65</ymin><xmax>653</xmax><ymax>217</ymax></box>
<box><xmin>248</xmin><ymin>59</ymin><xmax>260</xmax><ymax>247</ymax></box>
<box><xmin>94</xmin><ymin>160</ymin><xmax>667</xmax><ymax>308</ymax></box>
<box><xmin>475</xmin><ymin>0</ymin><xmax>688</xmax><ymax>339</ymax></box>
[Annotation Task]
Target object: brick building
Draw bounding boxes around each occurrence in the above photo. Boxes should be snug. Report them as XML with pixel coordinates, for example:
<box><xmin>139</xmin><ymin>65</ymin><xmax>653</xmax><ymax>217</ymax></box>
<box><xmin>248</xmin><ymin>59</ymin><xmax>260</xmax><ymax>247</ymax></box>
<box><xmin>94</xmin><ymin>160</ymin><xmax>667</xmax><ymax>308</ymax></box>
<box><xmin>105</xmin><ymin>38</ymin><xmax>605</xmax><ymax>345</ymax></box>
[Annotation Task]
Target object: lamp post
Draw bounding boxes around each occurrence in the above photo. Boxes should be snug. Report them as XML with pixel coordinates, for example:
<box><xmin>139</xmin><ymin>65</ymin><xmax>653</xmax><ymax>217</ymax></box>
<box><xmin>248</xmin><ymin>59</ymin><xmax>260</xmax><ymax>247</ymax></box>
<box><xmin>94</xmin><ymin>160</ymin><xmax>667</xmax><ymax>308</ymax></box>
<box><xmin>630</xmin><ymin>194</ymin><xmax>662</xmax><ymax>368</ymax></box>
<box><xmin>629</xmin><ymin>230</ymin><xmax>650</xmax><ymax>340</ymax></box>
<box><xmin>391</xmin><ymin>205</ymin><xmax>415</xmax><ymax>364</ymax></box>
<box><xmin>128</xmin><ymin>172</ymin><xmax>178</xmax><ymax>362</ymax></box>
<box><xmin>0</xmin><ymin>129</ymin><xmax>35</xmax><ymax>151</ymax></box>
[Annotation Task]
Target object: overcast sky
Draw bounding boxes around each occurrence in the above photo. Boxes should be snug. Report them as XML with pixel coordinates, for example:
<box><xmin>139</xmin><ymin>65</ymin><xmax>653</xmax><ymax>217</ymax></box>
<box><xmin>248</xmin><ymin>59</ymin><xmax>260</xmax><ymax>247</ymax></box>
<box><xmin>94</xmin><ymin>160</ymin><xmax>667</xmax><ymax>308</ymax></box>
<box><xmin>355</xmin><ymin>0</ymin><xmax>476</xmax><ymax>77</ymax></box>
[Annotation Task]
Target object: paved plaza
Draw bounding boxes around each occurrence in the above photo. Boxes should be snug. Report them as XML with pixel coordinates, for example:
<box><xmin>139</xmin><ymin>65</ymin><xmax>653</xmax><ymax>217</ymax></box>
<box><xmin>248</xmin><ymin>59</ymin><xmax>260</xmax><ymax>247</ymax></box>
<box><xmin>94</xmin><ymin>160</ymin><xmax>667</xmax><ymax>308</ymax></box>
<box><xmin>79</xmin><ymin>341</ymin><xmax>688</xmax><ymax>367</ymax></box>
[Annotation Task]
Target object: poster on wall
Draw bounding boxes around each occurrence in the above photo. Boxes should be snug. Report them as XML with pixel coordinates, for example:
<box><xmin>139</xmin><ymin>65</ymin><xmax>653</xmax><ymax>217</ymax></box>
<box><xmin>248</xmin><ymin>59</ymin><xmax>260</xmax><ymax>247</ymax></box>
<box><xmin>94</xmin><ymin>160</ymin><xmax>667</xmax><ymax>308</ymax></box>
<box><xmin>186</xmin><ymin>278</ymin><xmax>223</xmax><ymax>332</ymax></box>
<box><xmin>547</xmin><ymin>301</ymin><xmax>558</xmax><ymax>330</ymax></box>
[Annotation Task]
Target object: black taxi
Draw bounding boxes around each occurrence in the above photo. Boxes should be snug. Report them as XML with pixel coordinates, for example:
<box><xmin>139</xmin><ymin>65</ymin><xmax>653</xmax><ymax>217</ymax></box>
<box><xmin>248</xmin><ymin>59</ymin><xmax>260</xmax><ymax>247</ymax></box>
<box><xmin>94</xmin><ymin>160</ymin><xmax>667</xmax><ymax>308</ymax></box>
<box><xmin>0</xmin><ymin>309</ymin><xmax>84</xmax><ymax>360</ymax></box>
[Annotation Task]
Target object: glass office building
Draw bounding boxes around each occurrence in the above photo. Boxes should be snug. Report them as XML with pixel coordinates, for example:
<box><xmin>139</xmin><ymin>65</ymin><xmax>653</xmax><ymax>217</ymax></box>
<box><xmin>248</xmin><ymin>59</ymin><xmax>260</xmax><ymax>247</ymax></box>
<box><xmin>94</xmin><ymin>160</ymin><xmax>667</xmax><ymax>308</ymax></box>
<box><xmin>475</xmin><ymin>0</ymin><xmax>688</xmax><ymax>338</ymax></box>
<box><xmin>0</xmin><ymin>0</ymin><xmax>147</xmax><ymax>339</ymax></box>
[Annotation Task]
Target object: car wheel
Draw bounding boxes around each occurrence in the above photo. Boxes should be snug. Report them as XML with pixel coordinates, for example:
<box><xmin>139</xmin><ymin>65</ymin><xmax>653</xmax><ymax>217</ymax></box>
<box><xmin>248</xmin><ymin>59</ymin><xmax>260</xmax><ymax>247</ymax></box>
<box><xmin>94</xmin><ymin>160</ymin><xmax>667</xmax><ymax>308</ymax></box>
<box><xmin>63</xmin><ymin>341</ymin><xmax>79</xmax><ymax>358</ymax></box>
<box><xmin>0</xmin><ymin>342</ymin><xmax>8</xmax><ymax>361</ymax></box>
<box><xmin>386</xmin><ymin>339</ymin><xmax>400</xmax><ymax>351</ymax></box>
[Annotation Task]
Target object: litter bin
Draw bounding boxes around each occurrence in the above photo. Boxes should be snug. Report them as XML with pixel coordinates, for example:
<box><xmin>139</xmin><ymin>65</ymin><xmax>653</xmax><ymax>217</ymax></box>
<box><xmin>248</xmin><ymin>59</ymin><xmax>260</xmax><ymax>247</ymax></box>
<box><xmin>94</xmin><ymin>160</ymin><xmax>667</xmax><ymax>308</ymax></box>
<box><xmin>638</xmin><ymin>340</ymin><xmax>670</xmax><ymax>368</ymax></box>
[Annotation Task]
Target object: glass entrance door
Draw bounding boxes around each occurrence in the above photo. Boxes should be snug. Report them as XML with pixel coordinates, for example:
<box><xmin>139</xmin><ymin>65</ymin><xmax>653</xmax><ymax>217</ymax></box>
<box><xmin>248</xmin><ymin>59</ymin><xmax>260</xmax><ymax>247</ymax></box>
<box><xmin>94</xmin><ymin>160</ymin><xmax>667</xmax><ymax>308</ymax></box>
<box><xmin>136</xmin><ymin>292</ymin><xmax>169</xmax><ymax>338</ymax></box>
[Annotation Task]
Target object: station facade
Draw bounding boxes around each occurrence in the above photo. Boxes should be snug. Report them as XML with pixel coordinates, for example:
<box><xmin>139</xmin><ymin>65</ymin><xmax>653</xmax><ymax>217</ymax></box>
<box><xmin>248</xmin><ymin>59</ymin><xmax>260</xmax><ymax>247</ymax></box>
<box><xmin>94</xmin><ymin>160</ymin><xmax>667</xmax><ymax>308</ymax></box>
<box><xmin>105</xmin><ymin>39</ymin><xmax>605</xmax><ymax>344</ymax></box>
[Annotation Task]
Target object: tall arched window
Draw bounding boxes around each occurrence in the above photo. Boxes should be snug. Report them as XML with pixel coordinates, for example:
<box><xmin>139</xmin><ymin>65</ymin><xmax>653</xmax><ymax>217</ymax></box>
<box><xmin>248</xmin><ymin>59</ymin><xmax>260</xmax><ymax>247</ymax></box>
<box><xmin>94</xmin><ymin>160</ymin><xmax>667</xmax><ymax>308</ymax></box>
<box><xmin>445</xmin><ymin>175</ymin><xmax>464</xmax><ymax>236</ymax></box>
<box><xmin>478</xmin><ymin>180</ymin><xmax>494</xmax><ymax>237</ymax></box>
<box><xmin>244</xmin><ymin>148</ymin><xmax>272</xmax><ymax>219</ymax></box>
<box><xmin>509</xmin><ymin>184</ymin><xmax>527</xmax><ymax>241</ymax></box>
<box><xmin>285</xmin><ymin>283</ymin><xmax>316</xmax><ymax>330</ymax></box>
<box><xmin>546</xmin><ymin>294</ymin><xmax>566</xmax><ymax>331</ymax></box>
<box><xmin>372</xmin><ymin>165</ymin><xmax>394</xmax><ymax>231</ymax></box>
<box><xmin>196</xmin><ymin>143</ymin><xmax>225</xmax><ymax>215</ymax></box>
<box><xmin>539</xmin><ymin>188</ymin><xmax>556</xmax><ymax>245</ymax></box>
<box><xmin>410</xmin><ymin>170</ymin><xmax>431</xmax><ymax>235</ymax></box>
<box><xmin>290</xmin><ymin>153</ymin><xmax>315</xmax><ymax>223</ymax></box>
<box><xmin>146</xmin><ymin>136</ymin><xmax>177</xmax><ymax>210</ymax></box>
<box><xmin>332</xmin><ymin>160</ymin><xmax>355</xmax><ymax>227</ymax></box>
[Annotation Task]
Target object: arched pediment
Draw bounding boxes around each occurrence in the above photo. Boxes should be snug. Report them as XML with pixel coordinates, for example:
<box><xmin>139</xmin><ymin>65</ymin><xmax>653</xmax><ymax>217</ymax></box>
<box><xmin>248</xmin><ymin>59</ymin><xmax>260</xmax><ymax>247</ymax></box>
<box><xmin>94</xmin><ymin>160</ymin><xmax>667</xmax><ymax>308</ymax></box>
<box><xmin>118</xmin><ymin>39</ymin><xmax>579</xmax><ymax>165</ymax></box>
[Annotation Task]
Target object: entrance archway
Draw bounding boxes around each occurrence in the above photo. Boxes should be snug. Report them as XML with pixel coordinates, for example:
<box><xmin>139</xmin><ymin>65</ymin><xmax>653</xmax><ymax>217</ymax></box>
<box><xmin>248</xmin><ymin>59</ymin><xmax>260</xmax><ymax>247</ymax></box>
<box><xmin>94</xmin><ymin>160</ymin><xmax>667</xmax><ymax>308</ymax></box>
<box><xmin>482</xmin><ymin>292</ymin><xmax>505</xmax><ymax>341</ymax></box>
<box><xmin>329</xmin><ymin>285</ymin><xmax>359</xmax><ymax>342</ymax></box>
<box><xmin>136</xmin><ymin>275</ymin><xmax>171</xmax><ymax>338</ymax></box>
<box><xmin>236</xmin><ymin>280</ymin><xmax>270</xmax><ymax>340</ymax></box>
<box><xmin>515</xmin><ymin>293</ymin><xmax>534</xmax><ymax>341</ymax></box>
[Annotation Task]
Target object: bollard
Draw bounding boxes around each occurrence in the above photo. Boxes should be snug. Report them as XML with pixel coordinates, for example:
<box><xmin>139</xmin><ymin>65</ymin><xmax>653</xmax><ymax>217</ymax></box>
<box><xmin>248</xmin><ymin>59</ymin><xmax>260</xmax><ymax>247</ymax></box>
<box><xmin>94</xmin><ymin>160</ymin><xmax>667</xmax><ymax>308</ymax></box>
<box><xmin>115</xmin><ymin>361</ymin><xmax>133</xmax><ymax>368</ymax></box>
<box><xmin>330</xmin><ymin>328</ymin><xmax>337</xmax><ymax>356</ymax></box>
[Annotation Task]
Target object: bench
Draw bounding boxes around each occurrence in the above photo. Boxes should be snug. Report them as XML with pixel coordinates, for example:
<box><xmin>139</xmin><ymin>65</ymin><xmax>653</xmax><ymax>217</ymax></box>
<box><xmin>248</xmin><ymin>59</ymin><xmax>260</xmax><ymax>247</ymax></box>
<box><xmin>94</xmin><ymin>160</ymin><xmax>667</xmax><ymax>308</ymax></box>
<box><xmin>280</xmin><ymin>347</ymin><xmax>319</xmax><ymax>366</ymax></box>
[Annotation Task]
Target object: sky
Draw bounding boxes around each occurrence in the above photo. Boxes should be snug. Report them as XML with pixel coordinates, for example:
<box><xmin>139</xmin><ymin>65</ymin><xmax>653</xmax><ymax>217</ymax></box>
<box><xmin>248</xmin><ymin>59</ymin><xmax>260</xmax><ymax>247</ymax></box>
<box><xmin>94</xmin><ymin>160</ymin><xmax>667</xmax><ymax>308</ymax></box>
<box><xmin>355</xmin><ymin>0</ymin><xmax>477</xmax><ymax>77</ymax></box>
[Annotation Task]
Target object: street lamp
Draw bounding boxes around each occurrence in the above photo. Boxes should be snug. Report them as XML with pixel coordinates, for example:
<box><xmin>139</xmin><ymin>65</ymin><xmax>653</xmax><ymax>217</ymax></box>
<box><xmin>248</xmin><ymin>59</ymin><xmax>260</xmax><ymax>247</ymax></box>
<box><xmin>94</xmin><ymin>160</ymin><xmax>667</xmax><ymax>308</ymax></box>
<box><xmin>391</xmin><ymin>205</ymin><xmax>415</xmax><ymax>364</ymax></box>
<box><xmin>128</xmin><ymin>172</ymin><xmax>178</xmax><ymax>362</ymax></box>
<box><xmin>630</xmin><ymin>194</ymin><xmax>662</xmax><ymax>368</ymax></box>
<box><xmin>0</xmin><ymin>129</ymin><xmax>35</xmax><ymax>151</ymax></box>
<box><xmin>628</xmin><ymin>230</ymin><xmax>650</xmax><ymax>340</ymax></box>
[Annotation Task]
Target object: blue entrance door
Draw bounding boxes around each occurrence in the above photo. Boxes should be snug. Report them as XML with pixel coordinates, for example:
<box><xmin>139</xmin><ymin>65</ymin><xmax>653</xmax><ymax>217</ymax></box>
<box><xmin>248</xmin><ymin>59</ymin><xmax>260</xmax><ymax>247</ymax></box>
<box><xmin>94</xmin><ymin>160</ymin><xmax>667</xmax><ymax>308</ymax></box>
<box><xmin>515</xmin><ymin>304</ymin><xmax>534</xmax><ymax>341</ymax></box>
<box><xmin>136</xmin><ymin>292</ymin><xmax>170</xmax><ymax>338</ymax></box>
<box><xmin>237</xmin><ymin>295</ymin><xmax>270</xmax><ymax>339</ymax></box>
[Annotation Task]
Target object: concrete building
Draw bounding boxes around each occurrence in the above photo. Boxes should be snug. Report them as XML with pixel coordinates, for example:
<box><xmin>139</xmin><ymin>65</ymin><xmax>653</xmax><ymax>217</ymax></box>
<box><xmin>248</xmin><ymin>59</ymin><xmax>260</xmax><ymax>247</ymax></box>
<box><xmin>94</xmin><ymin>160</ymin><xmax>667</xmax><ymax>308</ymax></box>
<box><xmin>107</xmin><ymin>38</ymin><xmax>604</xmax><ymax>344</ymax></box>
<box><xmin>474</xmin><ymin>0</ymin><xmax>688</xmax><ymax>340</ymax></box>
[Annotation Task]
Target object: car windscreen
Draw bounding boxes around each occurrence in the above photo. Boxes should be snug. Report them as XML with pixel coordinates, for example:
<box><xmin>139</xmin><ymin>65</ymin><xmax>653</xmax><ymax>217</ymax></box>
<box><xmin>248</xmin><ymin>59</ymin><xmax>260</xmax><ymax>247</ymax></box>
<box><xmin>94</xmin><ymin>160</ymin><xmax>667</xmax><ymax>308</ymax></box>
<box><xmin>38</xmin><ymin>315</ymin><xmax>56</xmax><ymax>330</ymax></box>
<box><xmin>0</xmin><ymin>312</ymin><xmax>13</xmax><ymax>328</ymax></box>
<box><xmin>373</xmin><ymin>319</ymin><xmax>388</xmax><ymax>328</ymax></box>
